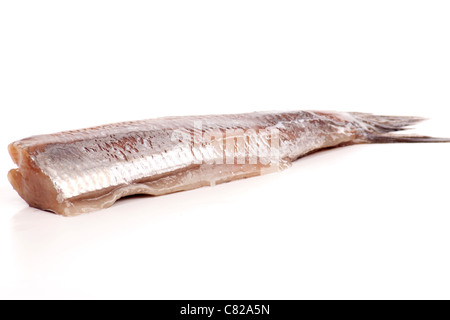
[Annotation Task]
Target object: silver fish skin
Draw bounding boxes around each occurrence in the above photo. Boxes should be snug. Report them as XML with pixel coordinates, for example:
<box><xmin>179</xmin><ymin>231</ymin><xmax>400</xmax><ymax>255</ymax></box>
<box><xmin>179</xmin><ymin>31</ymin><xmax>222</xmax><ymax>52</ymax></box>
<box><xmin>7</xmin><ymin>110</ymin><xmax>448</xmax><ymax>216</ymax></box>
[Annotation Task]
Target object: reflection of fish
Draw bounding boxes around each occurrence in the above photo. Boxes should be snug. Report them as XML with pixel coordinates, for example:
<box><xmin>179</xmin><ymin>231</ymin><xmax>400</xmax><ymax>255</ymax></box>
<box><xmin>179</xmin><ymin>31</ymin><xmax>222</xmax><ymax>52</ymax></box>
<box><xmin>8</xmin><ymin>111</ymin><xmax>449</xmax><ymax>216</ymax></box>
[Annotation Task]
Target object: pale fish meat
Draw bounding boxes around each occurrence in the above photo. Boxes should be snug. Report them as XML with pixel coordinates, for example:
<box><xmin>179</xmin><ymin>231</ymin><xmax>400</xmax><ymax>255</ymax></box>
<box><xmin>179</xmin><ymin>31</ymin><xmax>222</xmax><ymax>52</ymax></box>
<box><xmin>8</xmin><ymin>111</ymin><xmax>449</xmax><ymax>216</ymax></box>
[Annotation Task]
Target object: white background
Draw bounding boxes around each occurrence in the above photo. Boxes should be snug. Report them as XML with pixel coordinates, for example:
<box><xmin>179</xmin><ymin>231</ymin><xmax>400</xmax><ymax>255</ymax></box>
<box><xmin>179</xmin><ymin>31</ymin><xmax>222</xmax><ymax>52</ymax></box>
<box><xmin>0</xmin><ymin>0</ymin><xmax>449</xmax><ymax>299</ymax></box>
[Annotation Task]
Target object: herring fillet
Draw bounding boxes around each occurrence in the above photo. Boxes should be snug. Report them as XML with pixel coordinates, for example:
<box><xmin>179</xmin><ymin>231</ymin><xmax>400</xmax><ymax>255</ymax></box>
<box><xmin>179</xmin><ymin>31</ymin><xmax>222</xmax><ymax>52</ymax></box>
<box><xmin>7</xmin><ymin>110</ymin><xmax>449</xmax><ymax>216</ymax></box>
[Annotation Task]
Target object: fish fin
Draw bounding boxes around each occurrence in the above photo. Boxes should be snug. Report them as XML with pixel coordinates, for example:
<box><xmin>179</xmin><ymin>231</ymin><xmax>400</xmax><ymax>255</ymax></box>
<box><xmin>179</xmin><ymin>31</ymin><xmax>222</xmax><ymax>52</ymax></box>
<box><xmin>350</xmin><ymin>112</ymin><xmax>426</xmax><ymax>132</ymax></box>
<box><xmin>350</xmin><ymin>112</ymin><xmax>450</xmax><ymax>143</ymax></box>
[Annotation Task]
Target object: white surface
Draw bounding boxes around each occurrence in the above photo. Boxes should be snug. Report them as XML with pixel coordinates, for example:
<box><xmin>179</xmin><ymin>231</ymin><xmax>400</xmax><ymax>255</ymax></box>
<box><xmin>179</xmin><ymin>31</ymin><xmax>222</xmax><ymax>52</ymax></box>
<box><xmin>0</xmin><ymin>1</ymin><xmax>449</xmax><ymax>299</ymax></box>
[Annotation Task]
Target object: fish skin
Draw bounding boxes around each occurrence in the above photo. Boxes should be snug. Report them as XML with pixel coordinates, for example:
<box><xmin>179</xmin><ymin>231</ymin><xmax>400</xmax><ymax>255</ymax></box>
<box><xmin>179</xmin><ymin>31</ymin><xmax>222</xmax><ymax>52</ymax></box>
<box><xmin>7</xmin><ymin>110</ymin><xmax>448</xmax><ymax>216</ymax></box>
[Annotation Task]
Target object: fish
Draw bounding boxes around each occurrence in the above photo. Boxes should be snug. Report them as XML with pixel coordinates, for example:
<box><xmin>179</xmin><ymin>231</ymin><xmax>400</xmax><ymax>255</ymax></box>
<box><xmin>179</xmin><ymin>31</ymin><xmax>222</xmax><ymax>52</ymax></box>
<box><xmin>7</xmin><ymin>110</ymin><xmax>449</xmax><ymax>216</ymax></box>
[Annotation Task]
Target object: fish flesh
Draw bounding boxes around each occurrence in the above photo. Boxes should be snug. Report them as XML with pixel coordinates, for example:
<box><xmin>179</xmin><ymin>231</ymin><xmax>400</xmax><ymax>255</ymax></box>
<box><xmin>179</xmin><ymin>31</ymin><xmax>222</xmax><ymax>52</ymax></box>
<box><xmin>8</xmin><ymin>110</ymin><xmax>449</xmax><ymax>216</ymax></box>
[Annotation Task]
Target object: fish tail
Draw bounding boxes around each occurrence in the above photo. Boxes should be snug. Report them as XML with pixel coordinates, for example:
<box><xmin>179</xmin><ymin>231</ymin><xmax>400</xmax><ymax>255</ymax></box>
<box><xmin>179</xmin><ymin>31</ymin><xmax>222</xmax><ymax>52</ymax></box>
<box><xmin>350</xmin><ymin>112</ymin><xmax>450</xmax><ymax>143</ymax></box>
<box><xmin>367</xmin><ymin>135</ymin><xmax>450</xmax><ymax>143</ymax></box>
